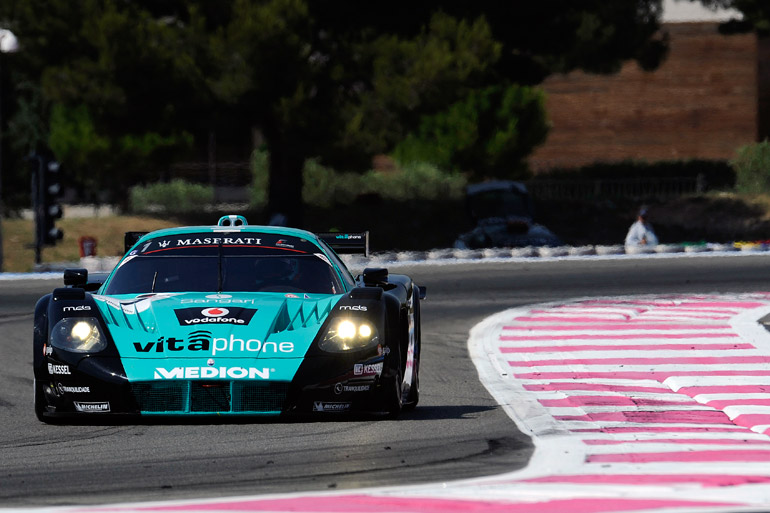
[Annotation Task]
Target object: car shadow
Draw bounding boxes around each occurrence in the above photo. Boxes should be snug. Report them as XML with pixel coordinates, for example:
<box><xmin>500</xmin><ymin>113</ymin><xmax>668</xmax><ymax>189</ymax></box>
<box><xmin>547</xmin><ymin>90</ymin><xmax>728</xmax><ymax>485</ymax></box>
<box><xmin>35</xmin><ymin>404</ymin><xmax>499</xmax><ymax>426</ymax></box>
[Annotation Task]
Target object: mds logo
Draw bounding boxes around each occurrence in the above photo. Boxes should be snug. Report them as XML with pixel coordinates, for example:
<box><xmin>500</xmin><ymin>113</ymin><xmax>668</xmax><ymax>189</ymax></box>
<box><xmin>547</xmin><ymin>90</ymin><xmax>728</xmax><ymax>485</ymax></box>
<box><xmin>174</xmin><ymin>307</ymin><xmax>257</xmax><ymax>326</ymax></box>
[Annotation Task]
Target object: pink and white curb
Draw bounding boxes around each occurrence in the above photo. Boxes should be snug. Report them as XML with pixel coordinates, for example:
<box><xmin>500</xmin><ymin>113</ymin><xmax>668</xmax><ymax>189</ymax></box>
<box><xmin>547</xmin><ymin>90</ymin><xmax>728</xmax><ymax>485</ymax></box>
<box><xmin>14</xmin><ymin>293</ymin><xmax>770</xmax><ymax>513</ymax></box>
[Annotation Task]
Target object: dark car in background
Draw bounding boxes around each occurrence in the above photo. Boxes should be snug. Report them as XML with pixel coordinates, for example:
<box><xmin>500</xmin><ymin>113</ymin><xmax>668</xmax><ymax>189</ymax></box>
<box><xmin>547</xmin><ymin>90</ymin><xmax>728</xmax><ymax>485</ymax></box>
<box><xmin>454</xmin><ymin>181</ymin><xmax>563</xmax><ymax>249</ymax></box>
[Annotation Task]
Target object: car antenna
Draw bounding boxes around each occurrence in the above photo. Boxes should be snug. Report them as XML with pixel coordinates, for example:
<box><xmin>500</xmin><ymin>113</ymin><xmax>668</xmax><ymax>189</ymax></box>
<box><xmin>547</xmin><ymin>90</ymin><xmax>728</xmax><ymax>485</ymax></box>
<box><xmin>217</xmin><ymin>242</ymin><xmax>223</xmax><ymax>293</ymax></box>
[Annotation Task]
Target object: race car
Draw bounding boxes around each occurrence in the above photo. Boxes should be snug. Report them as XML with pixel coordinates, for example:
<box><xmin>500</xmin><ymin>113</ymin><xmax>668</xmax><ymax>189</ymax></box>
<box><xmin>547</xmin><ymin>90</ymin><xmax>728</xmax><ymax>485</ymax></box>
<box><xmin>33</xmin><ymin>215</ymin><xmax>424</xmax><ymax>422</ymax></box>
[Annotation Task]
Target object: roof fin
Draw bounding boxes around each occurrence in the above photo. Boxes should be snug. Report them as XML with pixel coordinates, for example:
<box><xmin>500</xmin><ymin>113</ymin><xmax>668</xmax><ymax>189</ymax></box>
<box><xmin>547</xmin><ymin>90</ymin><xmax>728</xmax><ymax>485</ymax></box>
<box><xmin>217</xmin><ymin>215</ymin><xmax>248</xmax><ymax>227</ymax></box>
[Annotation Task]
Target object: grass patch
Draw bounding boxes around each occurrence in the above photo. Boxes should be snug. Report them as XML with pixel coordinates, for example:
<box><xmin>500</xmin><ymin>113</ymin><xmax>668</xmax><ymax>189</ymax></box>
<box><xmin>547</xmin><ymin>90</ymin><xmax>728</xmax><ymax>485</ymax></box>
<box><xmin>1</xmin><ymin>215</ymin><xmax>177</xmax><ymax>272</ymax></box>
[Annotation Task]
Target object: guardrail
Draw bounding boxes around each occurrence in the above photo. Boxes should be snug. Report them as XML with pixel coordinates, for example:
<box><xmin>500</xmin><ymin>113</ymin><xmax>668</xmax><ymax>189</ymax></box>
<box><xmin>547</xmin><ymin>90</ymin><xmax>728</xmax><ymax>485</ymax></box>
<box><xmin>33</xmin><ymin>241</ymin><xmax>764</xmax><ymax>274</ymax></box>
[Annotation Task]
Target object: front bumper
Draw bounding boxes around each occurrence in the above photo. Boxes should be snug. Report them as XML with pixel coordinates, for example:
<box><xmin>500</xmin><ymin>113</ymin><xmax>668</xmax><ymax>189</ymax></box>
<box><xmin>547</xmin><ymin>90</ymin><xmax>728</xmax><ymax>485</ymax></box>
<box><xmin>35</xmin><ymin>352</ymin><xmax>392</xmax><ymax>419</ymax></box>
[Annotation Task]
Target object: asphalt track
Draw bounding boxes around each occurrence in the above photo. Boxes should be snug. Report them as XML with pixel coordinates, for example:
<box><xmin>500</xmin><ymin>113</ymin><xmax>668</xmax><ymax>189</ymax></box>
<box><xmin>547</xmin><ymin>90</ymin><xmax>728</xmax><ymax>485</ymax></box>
<box><xmin>2</xmin><ymin>253</ymin><xmax>770</xmax><ymax>508</ymax></box>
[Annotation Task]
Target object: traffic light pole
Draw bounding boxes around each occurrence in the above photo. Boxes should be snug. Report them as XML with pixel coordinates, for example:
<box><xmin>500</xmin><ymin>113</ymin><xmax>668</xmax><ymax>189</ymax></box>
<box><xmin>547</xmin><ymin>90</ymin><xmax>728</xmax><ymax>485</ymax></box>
<box><xmin>30</xmin><ymin>154</ymin><xmax>43</xmax><ymax>265</ymax></box>
<box><xmin>29</xmin><ymin>153</ymin><xmax>63</xmax><ymax>265</ymax></box>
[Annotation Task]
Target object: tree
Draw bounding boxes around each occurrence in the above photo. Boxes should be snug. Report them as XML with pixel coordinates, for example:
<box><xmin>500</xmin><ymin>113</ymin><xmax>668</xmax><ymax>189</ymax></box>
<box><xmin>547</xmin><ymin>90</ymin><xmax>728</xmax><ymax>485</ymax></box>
<box><xmin>0</xmin><ymin>1</ymin><xmax>672</xmax><ymax>225</ymax></box>
<box><xmin>0</xmin><ymin>0</ymin><xmax>208</xmax><ymax>205</ymax></box>
<box><xmin>692</xmin><ymin>0</ymin><xmax>770</xmax><ymax>33</ymax></box>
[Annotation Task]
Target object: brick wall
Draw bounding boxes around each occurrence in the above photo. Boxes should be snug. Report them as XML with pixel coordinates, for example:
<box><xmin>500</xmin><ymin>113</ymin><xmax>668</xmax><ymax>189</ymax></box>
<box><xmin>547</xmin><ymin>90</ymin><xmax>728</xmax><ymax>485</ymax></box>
<box><xmin>529</xmin><ymin>22</ymin><xmax>758</xmax><ymax>173</ymax></box>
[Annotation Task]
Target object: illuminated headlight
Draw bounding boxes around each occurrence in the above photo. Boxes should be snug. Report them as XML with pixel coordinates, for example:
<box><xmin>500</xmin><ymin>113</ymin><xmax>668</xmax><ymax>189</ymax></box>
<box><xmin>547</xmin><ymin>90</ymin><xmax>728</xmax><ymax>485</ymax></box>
<box><xmin>50</xmin><ymin>317</ymin><xmax>107</xmax><ymax>353</ymax></box>
<box><xmin>319</xmin><ymin>318</ymin><xmax>379</xmax><ymax>352</ymax></box>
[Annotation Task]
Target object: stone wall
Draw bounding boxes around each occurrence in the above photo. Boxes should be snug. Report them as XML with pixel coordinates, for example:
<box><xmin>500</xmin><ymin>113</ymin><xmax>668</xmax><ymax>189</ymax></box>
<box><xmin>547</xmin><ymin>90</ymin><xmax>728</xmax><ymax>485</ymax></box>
<box><xmin>529</xmin><ymin>23</ymin><xmax>758</xmax><ymax>172</ymax></box>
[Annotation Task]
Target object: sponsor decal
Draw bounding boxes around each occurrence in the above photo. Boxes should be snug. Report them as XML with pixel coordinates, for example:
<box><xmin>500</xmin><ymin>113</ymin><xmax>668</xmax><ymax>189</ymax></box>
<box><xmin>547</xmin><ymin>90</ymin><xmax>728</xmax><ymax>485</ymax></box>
<box><xmin>339</xmin><ymin>305</ymin><xmax>367</xmax><ymax>311</ymax></box>
<box><xmin>133</xmin><ymin>333</ymin><xmax>294</xmax><ymax>355</ymax></box>
<box><xmin>158</xmin><ymin>240</ymin><xmax>171</xmax><ymax>248</ymax></box>
<box><xmin>334</xmin><ymin>383</ymin><xmax>370</xmax><ymax>394</ymax></box>
<box><xmin>74</xmin><ymin>401</ymin><xmax>110</xmax><ymax>412</ymax></box>
<box><xmin>275</xmin><ymin>239</ymin><xmax>295</xmax><ymax>249</ymax></box>
<box><xmin>44</xmin><ymin>344</ymin><xmax>53</xmax><ymax>356</ymax></box>
<box><xmin>202</xmin><ymin>307</ymin><xmax>229</xmax><ymax>317</ymax></box>
<box><xmin>377</xmin><ymin>346</ymin><xmax>390</xmax><ymax>356</ymax></box>
<box><xmin>153</xmin><ymin>367</ymin><xmax>271</xmax><ymax>380</ymax></box>
<box><xmin>62</xmin><ymin>305</ymin><xmax>91</xmax><ymax>312</ymax></box>
<box><xmin>313</xmin><ymin>401</ymin><xmax>351</xmax><ymax>412</ymax></box>
<box><xmin>174</xmin><ymin>307</ymin><xmax>257</xmax><ymax>326</ymax></box>
<box><xmin>353</xmin><ymin>362</ymin><xmax>383</xmax><ymax>376</ymax></box>
<box><xmin>335</xmin><ymin>234</ymin><xmax>363</xmax><ymax>240</ymax></box>
<box><xmin>181</xmin><ymin>298</ymin><xmax>256</xmax><ymax>305</ymax></box>
<box><xmin>48</xmin><ymin>363</ymin><xmax>71</xmax><ymax>375</ymax></box>
<box><xmin>175</xmin><ymin>237</ymin><xmax>262</xmax><ymax>247</ymax></box>
<box><xmin>57</xmin><ymin>383</ymin><xmax>90</xmax><ymax>394</ymax></box>
<box><xmin>285</xmin><ymin>293</ymin><xmax>300</xmax><ymax>299</ymax></box>
<box><xmin>314</xmin><ymin>253</ymin><xmax>332</xmax><ymax>267</ymax></box>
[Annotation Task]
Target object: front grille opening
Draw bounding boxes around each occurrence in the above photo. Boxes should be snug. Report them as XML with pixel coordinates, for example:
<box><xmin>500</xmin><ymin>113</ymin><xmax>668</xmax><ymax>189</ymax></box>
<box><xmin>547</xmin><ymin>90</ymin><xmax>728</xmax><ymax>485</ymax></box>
<box><xmin>234</xmin><ymin>382</ymin><xmax>289</xmax><ymax>412</ymax></box>
<box><xmin>191</xmin><ymin>381</ymin><xmax>230</xmax><ymax>412</ymax></box>
<box><xmin>132</xmin><ymin>382</ymin><xmax>188</xmax><ymax>412</ymax></box>
<box><xmin>131</xmin><ymin>381</ymin><xmax>289</xmax><ymax>414</ymax></box>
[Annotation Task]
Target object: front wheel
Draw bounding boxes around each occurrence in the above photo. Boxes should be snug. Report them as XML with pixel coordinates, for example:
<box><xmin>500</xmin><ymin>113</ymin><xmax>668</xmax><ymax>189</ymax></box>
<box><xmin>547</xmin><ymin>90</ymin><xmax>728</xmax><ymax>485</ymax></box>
<box><xmin>34</xmin><ymin>379</ymin><xmax>53</xmax><ymax>424</ymax></box>
<box><xmin>402</xmin><ymin>290</ymin><xmax>421</xmax><ymax>411</ymax></box>
<box><xmin>385</xmin><ymin>370</ymin><xmax>403</xmax><ymax>419</ymax></box>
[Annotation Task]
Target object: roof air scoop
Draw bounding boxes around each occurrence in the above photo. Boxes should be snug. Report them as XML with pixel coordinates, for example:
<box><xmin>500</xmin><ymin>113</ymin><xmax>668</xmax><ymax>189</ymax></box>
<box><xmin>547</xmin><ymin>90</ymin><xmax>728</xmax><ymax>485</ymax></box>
<box><xmin>217</xmin><ymin>215</ymin><xmax>248</xmax><ymax>227</ymax></box>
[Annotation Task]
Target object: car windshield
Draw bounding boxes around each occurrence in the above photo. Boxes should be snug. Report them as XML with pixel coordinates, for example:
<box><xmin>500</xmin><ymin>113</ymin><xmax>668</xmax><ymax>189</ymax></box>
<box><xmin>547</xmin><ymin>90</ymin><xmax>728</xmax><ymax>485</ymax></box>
<box><xmin>103</xmin><ymin>232</ymin><xmax>345</xmax><ymax>295</ymax></box>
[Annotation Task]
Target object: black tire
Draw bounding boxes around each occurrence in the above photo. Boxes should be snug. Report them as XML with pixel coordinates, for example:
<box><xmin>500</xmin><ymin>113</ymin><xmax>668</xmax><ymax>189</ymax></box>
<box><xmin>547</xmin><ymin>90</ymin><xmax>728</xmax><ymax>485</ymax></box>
<box><xmin>402</xmin><ymin>289</ymin><xmax>421</xmax><ymax>411</ymax></box>
<box><xmin>34</xmin><ymin>379</ymin><xmax>50</xmax><ymax>423</ymax></box>
<box><xmin>385</xmin><ymin>369</ymin><xmax>403</xmax><ymax>419</ymax></box>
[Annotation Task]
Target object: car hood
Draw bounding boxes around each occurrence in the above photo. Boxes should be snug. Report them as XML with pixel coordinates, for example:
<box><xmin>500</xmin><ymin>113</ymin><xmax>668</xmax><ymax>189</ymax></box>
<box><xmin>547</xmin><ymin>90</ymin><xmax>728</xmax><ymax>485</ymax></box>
<box><xmin>92</xmin><ymin>292</ymin><xmax>341</xmax><ymax>361</ymax></box>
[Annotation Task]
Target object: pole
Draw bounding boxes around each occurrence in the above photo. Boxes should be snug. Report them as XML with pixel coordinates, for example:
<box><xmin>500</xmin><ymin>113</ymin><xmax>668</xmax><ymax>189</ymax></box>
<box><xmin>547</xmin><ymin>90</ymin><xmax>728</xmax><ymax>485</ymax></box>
<box><xmin>0</xmin><ymin>53</ymin><xmax>4</xmax><ymax>271</ymax></box>
<box><xmin>0</xmin><ymin>29</ymin><xmax>19</xmax><ymax>273</ymax></box>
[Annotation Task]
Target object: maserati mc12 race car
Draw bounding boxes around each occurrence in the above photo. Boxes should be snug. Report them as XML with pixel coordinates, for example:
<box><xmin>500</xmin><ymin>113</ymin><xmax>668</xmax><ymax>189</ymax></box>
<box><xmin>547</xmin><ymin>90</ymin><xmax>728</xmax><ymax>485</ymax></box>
<box><xmin>33</xmin><ymin>215</ymin><xmax>424</xmax><ymax>422</ymax></box>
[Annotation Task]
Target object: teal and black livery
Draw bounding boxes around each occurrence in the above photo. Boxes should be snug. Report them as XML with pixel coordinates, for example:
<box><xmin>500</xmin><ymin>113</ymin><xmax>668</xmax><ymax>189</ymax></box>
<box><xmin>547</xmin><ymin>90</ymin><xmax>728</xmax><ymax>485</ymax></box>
<box><xmin>33</xmin><ymin>216</ymin><xmax>425</xmax><ymax>422</ymax></box>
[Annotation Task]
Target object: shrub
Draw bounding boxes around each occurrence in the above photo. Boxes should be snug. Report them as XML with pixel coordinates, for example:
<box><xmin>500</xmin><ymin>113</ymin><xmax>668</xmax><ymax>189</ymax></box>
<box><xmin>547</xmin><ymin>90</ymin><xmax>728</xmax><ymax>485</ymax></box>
<box><xmin>362</xmin><ymin>161</ymin><xmax>466</xmax><ymax>201</ymax></box>
<box><xmin>733</xmin><ymin>141</ymin><xmax>770</xmax><ymax>194</ymax></box>
<box><xmin>303</xmin><ymin>158</ymin><xmax>361</xmax><ymax>207</ymax></box>
<box><xmin>255</xmin><ymin>150</ymin><xmax>467</xmax><ymax>208</ymax></box>
<box><xmin>130</xmin><ymin>179</ymin><xmax>214</xmax><ymax>214</ymax></box>
<box><xmin>250</xmin><ymin>150</ymin><xmax>270</xmax><ymax>208</ymax></box>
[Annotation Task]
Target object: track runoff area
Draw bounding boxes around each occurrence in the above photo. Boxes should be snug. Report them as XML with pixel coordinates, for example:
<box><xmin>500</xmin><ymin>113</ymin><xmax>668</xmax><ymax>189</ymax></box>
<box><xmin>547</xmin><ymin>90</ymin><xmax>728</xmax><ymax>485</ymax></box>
<box><xmin>14</xmin><ymin>292</ymin><xmax>770</xmax><ymax>513</ymax></box>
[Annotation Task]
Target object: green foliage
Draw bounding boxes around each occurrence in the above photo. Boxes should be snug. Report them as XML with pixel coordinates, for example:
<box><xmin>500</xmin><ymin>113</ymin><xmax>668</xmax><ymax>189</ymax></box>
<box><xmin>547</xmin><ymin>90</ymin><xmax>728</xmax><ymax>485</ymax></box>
<box><xmin>252</xmin><ymin>151</ymin><xmax>466</xmax><ymax>208</ymax></box>
<box><xmin>733</xmin><ymin>141</ymin><xmax>770</xmax><ymax>193</ymax></box>
<box><xmin>0</xmin><ymin>0</ymin><xmax>683</xmax><ymax>216</ymax></box>
<box><xmin>362</xmin><ymin>162</ymin><xmax>467</xmax><ymax>201</ymax></box>
<box><xmin>392</xmin><ymin>85</ymin><xmax>548</xmax><ymax>180</ymax></box>
<box><xmin>697</xmin><ymin>1</ymin><xmax>770</xmax><ymax>34</ymax></box>
<box><xmin>129</xmin><ymin>180</ymin><xmax>214</xmax><ymax>214</ymax></box>
<box><xmin>49</xmin><ymin>104</ymin><xmax>110</xmax><ymax>167</ymax></box>
<box><xmin>250</xmin><ymin>150</ymin><xmax>270</xmax><ymax>208</ymax></box>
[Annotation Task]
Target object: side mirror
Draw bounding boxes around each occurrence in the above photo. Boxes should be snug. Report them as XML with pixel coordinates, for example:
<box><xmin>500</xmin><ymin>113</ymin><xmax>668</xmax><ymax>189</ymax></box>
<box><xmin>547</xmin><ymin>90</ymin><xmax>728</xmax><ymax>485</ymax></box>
<box><xmin>63</xmin><ymin>268</ymin><xmax>88</xmax><ymax>288</ymax></box>
<box><xmin>361</xmin><ymin>267</ymin><xmax>388</xmax><ymax>286</ymax></box>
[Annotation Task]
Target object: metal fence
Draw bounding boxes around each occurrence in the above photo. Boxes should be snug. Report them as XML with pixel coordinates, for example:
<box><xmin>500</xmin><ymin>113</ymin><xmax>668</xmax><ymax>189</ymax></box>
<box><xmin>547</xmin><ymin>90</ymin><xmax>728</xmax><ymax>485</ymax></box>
<box><xmin>526</xmin><ymin>176</ymin><xmax>705</xmax><ymax>201</ymax></box>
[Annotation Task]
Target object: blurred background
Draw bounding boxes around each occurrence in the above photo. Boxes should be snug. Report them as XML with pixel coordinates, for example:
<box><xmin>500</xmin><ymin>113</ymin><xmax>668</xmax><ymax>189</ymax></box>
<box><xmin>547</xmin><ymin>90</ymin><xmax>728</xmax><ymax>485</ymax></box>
<box><xmin>0</xmin><ymin>0</ymin><xmax>768</xmax><ymax>271</ymax></box>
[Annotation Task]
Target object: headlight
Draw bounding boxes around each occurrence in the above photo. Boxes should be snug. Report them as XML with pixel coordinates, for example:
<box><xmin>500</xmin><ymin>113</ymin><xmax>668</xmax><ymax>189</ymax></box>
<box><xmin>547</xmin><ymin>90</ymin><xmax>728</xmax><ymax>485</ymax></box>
<box><xmin>50</xmin><ymin>317</ymin><xmax>107</xmax><ymax>353</ymax></box>
<box><xmin>318</xmin><ymin>318</ymin><xmax>379</xmax><ymax>352</ymax></box>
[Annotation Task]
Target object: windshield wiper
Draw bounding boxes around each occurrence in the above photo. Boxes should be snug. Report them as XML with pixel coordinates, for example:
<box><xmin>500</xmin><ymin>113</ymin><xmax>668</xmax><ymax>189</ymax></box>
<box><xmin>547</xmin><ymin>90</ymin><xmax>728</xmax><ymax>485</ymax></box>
<box><xmin>151</xmin><ymin>271</ymin><xmax>158</xmax><ymax>293</ymax></box>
